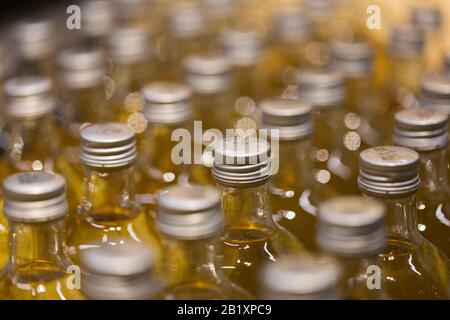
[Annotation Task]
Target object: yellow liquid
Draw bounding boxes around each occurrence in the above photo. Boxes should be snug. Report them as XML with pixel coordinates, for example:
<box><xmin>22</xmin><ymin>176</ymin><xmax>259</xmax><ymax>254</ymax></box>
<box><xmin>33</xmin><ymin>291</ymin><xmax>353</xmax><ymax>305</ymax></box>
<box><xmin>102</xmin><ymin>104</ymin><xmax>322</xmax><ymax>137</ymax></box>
<box><xmin>68</xmin><ymin>207</ymin><xmax>162</xmax><ymax>267</ymax></box>
<box><xmin>220</xmin><ymin>225</ymin><xmax>302</xmax><ymax>295</ymax></box>
<box><xmin>378</xmin><ymin>238</ymin><xmax>449</xmax><ymax>299</ymax></box>
<box><xmin>271</xmin><ymin>190</ymin><xmax>317</xmax><ymax>251</ymax></box>
<box><xmin>162</xmin><ymin>280</ymin><xmax>250</xmax><ymax>300</ymax></box>
<box><xmin>2</xmin><ymin>261</ymin><xmax>84</xmax><ymax>300</ymax></box>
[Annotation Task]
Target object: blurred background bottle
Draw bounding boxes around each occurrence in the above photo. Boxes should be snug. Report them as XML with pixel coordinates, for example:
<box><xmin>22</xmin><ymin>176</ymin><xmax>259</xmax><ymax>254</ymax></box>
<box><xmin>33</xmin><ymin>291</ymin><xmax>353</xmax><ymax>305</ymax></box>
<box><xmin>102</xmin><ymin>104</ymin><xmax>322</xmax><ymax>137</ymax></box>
<box><xmin>260</xmin><ymin>254</ymin><xmax>341</xmax><ymax>300</ymax></box>
<box><xmin>260</xmin><ymin>97</ymin><xmax>317</xmax><ymax>250</ymax></box>
<box><xmin>297</xmin><ymin>68</ymin><xmax>360</xmax><ymax>199</ymax></box>
<box><xmin>81</xmin><ymin>242</ymin><xmax>160</xmax><ymax>300</ymax></box>
<box><xmin>56</xmin><ymin>46</ymin><xmax>109</xmax><ymax>146</ymax></box>
<box><xmin>183</xmin><ymin>53</ymin><xmax>234</xmax><ymax>132</ymax></box>
<box><xmin>317</xmin><ymin>196</ymin><xmax>389</xmax><ymax>299</ymax></box>
<box><xmin>11</xmin><ymin>18</ymin><xmax>57</xmax><ymax>79</ymax></box>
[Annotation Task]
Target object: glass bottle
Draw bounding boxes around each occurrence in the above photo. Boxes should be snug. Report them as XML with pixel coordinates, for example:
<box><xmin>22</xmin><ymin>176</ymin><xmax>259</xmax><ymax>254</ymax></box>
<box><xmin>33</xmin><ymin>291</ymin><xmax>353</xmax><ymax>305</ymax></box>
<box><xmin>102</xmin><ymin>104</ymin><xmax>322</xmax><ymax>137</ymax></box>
<box><xmin>2</xmin><ymin>76</ymin><xmax>62</xmax><ymax>174</ymax></box>
<box><xmin>79</xmin><ymin>0</ymin><xmax>115</xmax><ymax>48</ymax></box>
<box><xmin>1</xmin><ymin>75</ymin><xmax>83</xmax><ymax>246</ymax></box>
<box><xmin>330</xmin><ymin>39</ymin><xmax>390</xmax><ymax>147</ymax></box>
<box><xmin>260</xmin><ymin>254</ymin><xmax>341</xmax><ymax>300</ymax></box>
<box><xmin>212</xmin><ymin>136</ymin><xmax>304</xmax><ymax>295</ymax></box>
<box><xmin>303</xmin><ymin>0</ymin><xmax>335</xmax><ymax>43</ymax></box>
<box><xmin>155</xmin><ymin>2</ymin><xmax>211</xmax><ymax>81</ymax></box>
<box><xmin>221</xmin><ymin>27</ymin><xmax>267</xmax><ymax>103</ymax></box>
<box><xmin>411</xmin><ymin>4</ymin><xmax>443</xmax><ymax>73</ymax></box>
<box><xmin>1</xmin><ymin>171</ymin><xmax>84</xmax><ymax>300</ymax></box>
<box><xmin>81</xmin><ymin>242</ymin><xmax>160</xmax><ymax>300</ymax></box>
<box><xmin>385</xmin><ymin>24</ymin><xmax>424</xmax><ymax>132</ymax></box>
<box><xmin>182</xmin><ymin>53</ymin><xmax>235</xmax><ymax>132</ymax></box>
<box><xmin>358</xmin><ymin>146</ymin><xmax>449</xmax><ymax>299</ymax></box>
<box><xmin>297</xmin><ymin>68</ymin><xmax>360</xmax><ymax>198</ymax></box>
<box><xmin>393</xmin><ymin>107</ymin><xmax>450</xmax><ymax>257</ymax></box>
<box><xmin>200</xmin><ymin>0</ymin><xmax>236</xmax><ymax>33</ymax></box>
<box><xmin>11</xmin><ymin>18</ymin><xmax>57</xmax><ymax>79</ymax></box>
<box><xmin>317</xmin><ymin>196</ymin><xmax>389</xmax><ymax>299</ymax></box>
<box><xmin>420</xmin><ymin>73</ymin><xmax>450</xmax><ymax>173</ymax></box>
<box><xmin>138</xmin><ymin>81</ymin><xmax>202</xmax><ymax>196</ymax></box>
<box><xmin>56</xmin><ymin>46</ymin><xmax>109</xmax><ymax>147</ymax></box>
<box><xmin>107</xmin><ymin>26</ymin><xmax>153</xmax><ymax>124</ymax></box>
<box><xmin>67</xmin><ymin>123</ymin><xmax>162</xmax><ymax>266</ymax></box>
<box><xmin>421</xmin><ymin>73</ymin><xmax>450</xmax><ymax>118</ymax></box>
<box><xmin>112</xmin><ymin>0</ymin><xmax>151</xmax><ymax>30</ymax></box>
<box><xmin>260</xmin><ymin>97</ymin><xmax>317</xmax><ymax>250</ymax></box>
<box><xmin>156</xmin><ymin>184</ymin><xmax>252</xmax><ymax>299</ymax></box>
<box><xmin>266</xmin><ymin>6</ymin><xmax>311</xmax><ymax>95</ymax></box>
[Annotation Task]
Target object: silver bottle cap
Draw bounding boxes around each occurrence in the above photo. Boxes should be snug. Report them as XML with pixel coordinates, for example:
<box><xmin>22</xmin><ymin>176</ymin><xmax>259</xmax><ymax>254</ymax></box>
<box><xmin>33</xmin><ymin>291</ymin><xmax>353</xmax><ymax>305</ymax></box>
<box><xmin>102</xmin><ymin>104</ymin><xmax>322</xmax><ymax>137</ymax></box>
<box><xmin>411</xmin><ymin>5</ymin><xmax>442</xmax><ymax>31</ymax></box>
<box><xmin>221</xmin><ymin>28</ymin><xmax>264</xmax><ymax>67</ymax></box>
<box><xmin>201</xmin><ymin>0</ymin><xmax>235</xmax><ymax>19</ymax></box>
<box><xmin>304</xmin><ymin>0</ymin><xmax>333</xmax><ymax>21</ymax></box>
<box><xmin>156</xmin><ymin>185</ymin><xmax>223</xmax><ymax>240</ymax></box>
<box><xmin>167</xmin><ymin>2</ymin><xmax>207</xmax><ymax>39</ymax></box>
<box><xmin>296</xmin><ymin>68</ymin><xmax>346</xmax><ymax>108</ymax></box>
<box><xmin>421</xmin><ymin>73</ymin><xmax>450</xmax><ymax>116</ymax></box>
<box><xmin>81</xmin><ymin>243</ymin><xmax>158</xmax><ymax>300</ymax></box>
<box><xmin>142</xmin><ymin>81</ymin><xmax>192</xmax><ymax>125</ymax></box>
<box><xmin>108</xmin><ymin>27</ymin><xmax>150</xmax><ymax>65</ymax></box>
<box><xmin>261</xmin><ymin>255</ymin><xmax>340</xmax><ymax>299</ymax></box>
<box><xmin>12</xmin><ymin>19</ymin><xmax>56</xmax><ymax>61</ymax></box>
<box><xmin>389</xmin><ymin>24</ymin><xmax>424</xmax><ymax>57</ymax></box>
<box><xmin>81</xmin><ymin>0</ymin><xmax>114</xmax><ymax>38</ymax></box>
<box><xmin>394</xmin><ymin>108</ymin><xmax>448</xmax><ymax>151</ymax></box>
<box><xmin>4</xmin><ymin>75</ymin><xmax>56</xmax><ymax>118</ymax></box>
<box><xmin>3</xmin><ymin>172</ymin><xmax>67</xmax><ymax>223</ymax></box>
<box><xmin>330</xmin><ymin>40</ymin><xmax>374</xmax><ymax>77</ymax></box>
<box><xmin>80</xmin><ymin>123</ymin><xmax>137</xmax><ymax>169</ymax></box>
<box><xmin>212</xmin><ymin>137</ymin><xmax>272</xmax><ymax>188</ymax></box>
<box><xmin>272</xmin><ymin>7</ymin><xmax>310</xmax><ymax>42</ymax></box>
<box><xmin>358</xmin><ymin>146</ymin><xmax>420</xmax><ymax>197</ymax></box>
<box><xmin>260</xmin><ymin>98</ymin><xmax>313</xmax><ymax>141</ymax></box>
<box><xmin>317</xmin><ymin>196</ymin><xmax>386</xmax><ymax>257</ymax></box>
<box><xmin>183</xmin><ymin>54</ymin><xmax>232</xmax><ymax>94</ymax></box>
<box><xmin>57</xmin><ymin>46</ymin><xmax>106</xmax><ymax>90</ymax></box>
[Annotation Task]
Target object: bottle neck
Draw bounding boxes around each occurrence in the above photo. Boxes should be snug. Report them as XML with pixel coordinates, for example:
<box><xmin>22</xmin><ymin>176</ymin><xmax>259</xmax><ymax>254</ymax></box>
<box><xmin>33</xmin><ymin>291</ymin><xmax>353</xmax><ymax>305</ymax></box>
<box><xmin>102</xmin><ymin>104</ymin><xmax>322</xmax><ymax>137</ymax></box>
<box><xmin>364</xmin><ymin>193</ymin><xmax>421</xmax><ymax>245</ymax></box>
<box><xmin>418</xmin><ymin>148</ymin><xmax>449</xmax><ymax>199</ymax></box>
<box><xmin>163</xmin><ymin>236</ymin><xmax>224</xmax><ymax>284</ymax></box>
<box><xmin>79</xmin><ymin>166</ymin><xmax>139</xmax><ymax>221</ymax></box>
<box><xmin>140</xmin><ymin>122</ymin><xmax>191</xmax><ymax>181</ymax></box>
<box><xmin>313</xmin><ymin>106</ymin><xmax>344</xmax><ymax>152</ymax></box>
<box><xmin>7</xmin><ymin>218</ymin><xmax>70</xmax><ymax>271</ymax></box>
<box><xmin>271</xmin><ymin>138</ymin><xmax>313</xmax><ymax>191</ymax></box>
<box><xmin>218</xmin><ymin>183</ymin><xmax>276</xmax><ymax>231</ymax></box>
<box><xmin>5</xmin><ymin>115</ymin><xmax>59</xmax><ymax>170</ymax></box>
